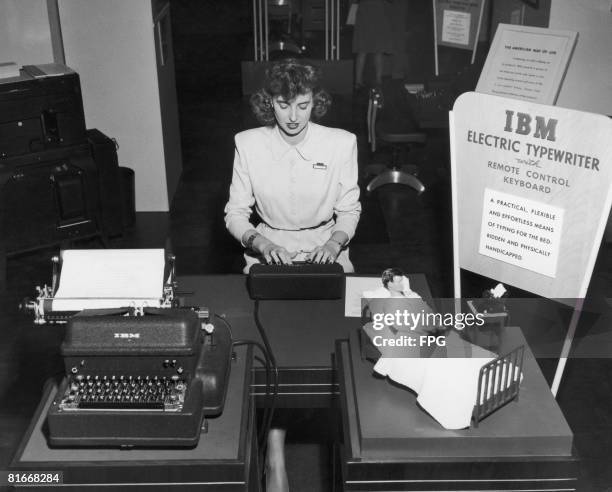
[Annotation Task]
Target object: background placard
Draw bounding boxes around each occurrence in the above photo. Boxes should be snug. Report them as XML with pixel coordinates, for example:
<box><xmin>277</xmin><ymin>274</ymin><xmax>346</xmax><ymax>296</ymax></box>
<box><xmin>434</xmin><ymin>0</ymin><xmax>486</xmax><ymax>50</ymax></box>
<box><xmin>476</xmin><ymin>24</ymin><xmax>577</xmax><ymax>105</ymax></box>
<box><xmin>451</xmin><ymin>92</ymin><xmax>612</xmax><ymax>301</ymax></box>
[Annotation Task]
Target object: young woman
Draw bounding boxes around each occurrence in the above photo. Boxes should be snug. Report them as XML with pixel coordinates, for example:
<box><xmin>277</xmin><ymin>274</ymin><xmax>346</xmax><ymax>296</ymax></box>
<box><xmin>224</xmin><ymin>58</ymin><xmax>361</xmax><ymax>491</ymax></box>
<box><xmin>224</xmin><ymin>59</ymin><xmax>361</xmax><ymax>274</ymax></box>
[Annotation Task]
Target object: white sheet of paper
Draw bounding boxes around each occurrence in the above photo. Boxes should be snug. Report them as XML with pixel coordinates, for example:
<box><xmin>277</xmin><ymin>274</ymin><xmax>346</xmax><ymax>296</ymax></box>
<box><xmin>491</xmin><ymin>283</ymin><xmax>507</xmax><ymax>298</ymax></box>
<box><xmin>344</xmin><ymin>277</ymin><xmax>386</xmax><ymax>317</ymax></box>
<box><xmin>416</xmin><ymin>356</ymin><xmax>494</xmax><ymax>429</ymax></box>
<box><xmin>345</xmin><ymin>276</ymin><xmax>423</xmax><ymax>317</ymax></box>
<box><xmin>371</xmin><ymin>331</ymin><xmax>515</xmax><ymax>429</ymax></box>
<box><xmin>52</xmin><ymin>249</ymin><xmax>166</xmax><ymax>311</ymax></box>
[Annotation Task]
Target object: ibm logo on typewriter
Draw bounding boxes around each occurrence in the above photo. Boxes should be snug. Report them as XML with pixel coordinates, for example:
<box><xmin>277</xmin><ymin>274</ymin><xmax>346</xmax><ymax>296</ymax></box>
<box><xmin>114</xmin><ymin>333</ymin><xmax>141</xmax><ymax>339</ymax></box>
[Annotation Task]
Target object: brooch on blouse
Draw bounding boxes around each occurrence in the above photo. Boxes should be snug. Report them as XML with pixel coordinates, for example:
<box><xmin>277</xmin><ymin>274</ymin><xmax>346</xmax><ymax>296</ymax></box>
<box><xmin>313</xmin><ymin>162</ymin><xmax>327</xmax><ymax>170</ymax></box>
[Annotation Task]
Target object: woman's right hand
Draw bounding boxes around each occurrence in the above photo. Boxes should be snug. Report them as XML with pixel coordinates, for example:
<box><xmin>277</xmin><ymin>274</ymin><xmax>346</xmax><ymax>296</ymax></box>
<box><xmin>259</xmin><ymin>241</ymin><xmax>298</xmax><ymax>265</ymax></box>
<box><xmin>244</xmin><ymin>231</ymin><xmax>297</xmax><ymax>265</ymax></box>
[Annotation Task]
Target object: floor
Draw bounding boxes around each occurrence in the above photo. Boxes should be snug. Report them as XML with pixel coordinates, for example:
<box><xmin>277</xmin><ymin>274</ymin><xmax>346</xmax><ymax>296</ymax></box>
<box><xmin>1</xmin><ymin>1</ymin><xmax>612</xmax><ymax>490</ymax></box>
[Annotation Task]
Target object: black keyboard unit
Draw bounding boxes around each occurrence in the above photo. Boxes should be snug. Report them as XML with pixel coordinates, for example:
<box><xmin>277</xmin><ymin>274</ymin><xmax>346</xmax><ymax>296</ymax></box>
<box><xmin>46</xmin><ymin>308</ymin><xmax>232</xmax><ymax>448</ymax></box>
<box><xmin>248</xmin><ymin>262</ymin><xmax>345</xmax><ymax>300</ymax></box>
<box><xmin>57</xmin><ymin>374</ymin><xmax>189</xmax><ymax>411</ymax></box>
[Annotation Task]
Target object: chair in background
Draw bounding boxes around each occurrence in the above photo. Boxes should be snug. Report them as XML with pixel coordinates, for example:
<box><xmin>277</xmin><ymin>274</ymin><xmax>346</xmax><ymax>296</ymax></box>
<box><xmin>365</xmin><ymin>83</ymin><xmax>427</xmax><ymax>193</ymax></box>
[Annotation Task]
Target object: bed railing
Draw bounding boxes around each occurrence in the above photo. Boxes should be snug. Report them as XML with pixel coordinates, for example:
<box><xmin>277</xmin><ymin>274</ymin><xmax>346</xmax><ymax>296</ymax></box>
<box><xmin>472</xmin><ymin>345</ymin><xmax>525</xmax><ymax>428</ymax></box>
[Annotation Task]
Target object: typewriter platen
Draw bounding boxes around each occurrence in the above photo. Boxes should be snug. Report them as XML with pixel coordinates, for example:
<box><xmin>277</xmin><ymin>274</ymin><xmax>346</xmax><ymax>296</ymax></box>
<box><xmin>46</xmin><ymin>307</ymin><xmax>232</xmax><ymax>448</ymax></box>
<box><xmin>21</xmin><ymin>250</ymin><xmax>176</xmax><ymax>325</ymax></box>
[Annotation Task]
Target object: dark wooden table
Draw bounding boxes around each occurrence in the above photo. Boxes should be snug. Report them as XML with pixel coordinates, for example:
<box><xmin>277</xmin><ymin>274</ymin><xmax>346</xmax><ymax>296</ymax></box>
<box><xmin>7</xmin><ymin>272</ymin><xmax>432</xmax><ymax>491</ymax></box>
<box><xmin>335</xmin><ymin>326</ymin><xmax>580</xmax><ymax>491</ymax></box>
<box><xmin>176</xmin><ymin>274</ymin><xmax>433</xmax><ymax>408</ymax></box>
<box><xmin>10</xmin><ymin>345</ymin><xmax>258</xmax><ymax>491</ymax></box>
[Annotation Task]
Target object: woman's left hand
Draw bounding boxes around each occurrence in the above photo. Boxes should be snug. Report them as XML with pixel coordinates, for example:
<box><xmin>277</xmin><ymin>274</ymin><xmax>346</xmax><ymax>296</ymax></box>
<box><xmin>307</xmin><ymin>240</ymin><xmax>342</xmax><ymax>264</ymax></box>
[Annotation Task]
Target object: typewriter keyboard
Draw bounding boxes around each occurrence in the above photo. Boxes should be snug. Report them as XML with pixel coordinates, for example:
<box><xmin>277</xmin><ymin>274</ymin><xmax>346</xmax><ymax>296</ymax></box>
<box><xmin>57</xmin><ymin>375</ymin><xmax>187</xmax><ymax>412</ymax></box>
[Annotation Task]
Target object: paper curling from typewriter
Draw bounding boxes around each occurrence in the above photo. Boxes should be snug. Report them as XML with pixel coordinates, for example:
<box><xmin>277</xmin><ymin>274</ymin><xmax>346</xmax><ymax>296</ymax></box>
<box><xmin>361</xmin><ymin>277</ymin><xmax>522</xmax><ymax>430</ymax></box>
<box><xmin>52</xmin><ymin>249</ymin><xmax>166</xmax><ymax>311</ymax></box>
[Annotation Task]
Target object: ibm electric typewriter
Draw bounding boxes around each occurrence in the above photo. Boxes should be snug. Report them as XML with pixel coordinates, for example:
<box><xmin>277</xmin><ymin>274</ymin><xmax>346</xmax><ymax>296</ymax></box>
<box><xmin>20</xmin><ymin>249</ymin><xmax>233</xmax><ymax>448</ymax></box>
<box><xmin>46</xmin><ymin>307</ymin><xmax>232</xmax><ymax>448</ymax></box>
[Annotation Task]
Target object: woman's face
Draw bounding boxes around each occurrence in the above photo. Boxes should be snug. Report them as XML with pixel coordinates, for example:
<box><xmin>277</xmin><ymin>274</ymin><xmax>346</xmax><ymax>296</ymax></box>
<box><xmin>272</xmin><ymin>92</ymin><xmax>313</xmax><ymax>141</ymax></box>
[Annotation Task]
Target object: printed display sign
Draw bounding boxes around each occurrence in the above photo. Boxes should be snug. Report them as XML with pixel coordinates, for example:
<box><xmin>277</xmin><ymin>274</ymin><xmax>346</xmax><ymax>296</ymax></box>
<box><xmin>476</xmin><ymin>24</ymin><xmax>577</xmax><ymax>105</ymax></box>
<box><xmin>434</xmin><ymin>0</ymin><xmax>485</xmax><ymax>50</ymax></box>
<box><xmin>451</xmin><ymin>92</ymin><xmax>612</xmax><ymax>300</ymax></box>
<box><xmin>442</xmin><ymin>10</ymin><xmax>471</xmax><ymax>46</ymax></box>
<box><xmin>478</xmin><ymin>188</ymin><xmax>564</xmax><ymax>278</ymax></box>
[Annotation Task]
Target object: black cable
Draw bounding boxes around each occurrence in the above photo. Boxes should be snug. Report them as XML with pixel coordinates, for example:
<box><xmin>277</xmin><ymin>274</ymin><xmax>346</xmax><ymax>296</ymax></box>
<box><xmin>253</xmin><ymin>300</ymin><xmax>279</xmax><ymax>458</ymax></box>
<box><xmin>233</xmin><ymin>339</ymin><xmax>272</xmax><ymax>445</ymax></box>
<box><xmin>213</xmin><ymin>313</ymin><xmax>234</xmax><ymax>340</ymax></box>
<box><xmin>232</xmin><ymin>338</ymin><xmax>274</xmax><ymax>485</ymax></box>
<box><xmin>217</xmin><ymin>312</ymin><xmax>275</xmax><ymax>454</ymax></box>
<box><xmin>214</xmin><ymin>306</ymin><xmax>279</xmax><ymax>479</ymax></box>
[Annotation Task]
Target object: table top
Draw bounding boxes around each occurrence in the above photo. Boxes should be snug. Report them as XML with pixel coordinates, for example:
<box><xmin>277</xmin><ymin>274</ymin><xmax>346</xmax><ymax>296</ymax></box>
<box><xmin>335</xmin><ymin>328</ymin><xmax>580</xmax><ymax>490</ymax></box>
<box><xmin>176</xmin><ymin>274</ymin><xmax>433</xmax><ymax>369</ymax></box>
<box><xmin>339</xmin><ymin>326</ymin><xmax>573</xmax><ymax>460</ymax></box>
<box><xmin>11</xmin><ymin>346</ymin><xmax>255</xmax><ymax>489</ymax></box>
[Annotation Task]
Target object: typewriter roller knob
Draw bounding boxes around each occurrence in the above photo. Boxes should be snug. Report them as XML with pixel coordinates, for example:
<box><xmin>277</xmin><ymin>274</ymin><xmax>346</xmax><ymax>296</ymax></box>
<box><xmin>19</xmin><ymin>297</ymin><xmax>36</xmax><ymax>315</ymax></box>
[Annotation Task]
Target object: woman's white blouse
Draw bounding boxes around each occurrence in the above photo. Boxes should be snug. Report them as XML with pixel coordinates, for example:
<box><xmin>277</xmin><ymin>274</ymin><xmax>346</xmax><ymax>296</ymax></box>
<box><xmin>224</xmin><ymin>122</ymin><xmax>361</xmax><ymax>246</ymax></box>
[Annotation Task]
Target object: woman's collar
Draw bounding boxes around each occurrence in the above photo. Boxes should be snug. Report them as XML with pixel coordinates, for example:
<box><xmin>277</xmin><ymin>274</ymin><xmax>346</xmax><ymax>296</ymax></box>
<box><xmin>272</xmin><ymin>122</ymin><xmax>316</xmax><ymax>161</ymax></box>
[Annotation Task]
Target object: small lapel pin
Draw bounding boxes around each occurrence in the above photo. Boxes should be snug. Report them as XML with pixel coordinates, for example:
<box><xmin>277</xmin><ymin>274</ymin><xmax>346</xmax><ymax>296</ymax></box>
<box><xmin>313</xmin><ymin>162</ymin><xmax>327</xmax><ymax>170</ymax></box>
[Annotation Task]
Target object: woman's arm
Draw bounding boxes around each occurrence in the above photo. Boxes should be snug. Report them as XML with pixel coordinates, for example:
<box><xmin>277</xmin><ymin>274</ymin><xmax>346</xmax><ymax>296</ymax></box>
<box><xmin>224</xmin><ymin>141</ymin><xmax>257</xmax><ymax>242</ymax></box>
<box><xmin>332</xmin><ymin>134</ymin><xmax>361</xmax><ymax>239</ymax></box>
<box><xmin>226</xmin><ymin>135</ymin><xmax>297</xmax><ymax>265</ymax></box>
<box><xmin>308</xmin><ymin>231</ymin><xmax>349</xmax><ymax>264</ymax></box>
<box><xmin>308</xmin><ymin>134</ymin><xmax>361</xmax><ymax>263</ymax></box>
<box><xmin>241</xmin><ymin>229</ymin><xmax>297</xmax><ymax>265</ymax></box>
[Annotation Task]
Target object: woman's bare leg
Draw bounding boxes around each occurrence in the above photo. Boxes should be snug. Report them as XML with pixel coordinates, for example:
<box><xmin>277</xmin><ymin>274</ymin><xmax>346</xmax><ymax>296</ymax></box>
<box><xmin>266</xmin><ymin>428</ymin><xmax>289</xmax><ymax>492</ymax></box>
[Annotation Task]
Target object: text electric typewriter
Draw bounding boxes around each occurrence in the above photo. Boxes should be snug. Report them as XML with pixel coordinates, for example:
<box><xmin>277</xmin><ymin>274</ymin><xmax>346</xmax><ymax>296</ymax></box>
<box><xmin>46</xmin><ymin>307</ymin><xmax>232</xmax><ymax>448</ymax></box>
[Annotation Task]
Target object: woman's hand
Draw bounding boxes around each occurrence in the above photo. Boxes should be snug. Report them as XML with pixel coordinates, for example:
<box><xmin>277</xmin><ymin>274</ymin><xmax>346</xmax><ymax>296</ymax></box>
<box><xmin>307</xmin><ymin>239</ymin><xmax>342</xmax><ymax>264</ymax></box>
<box><xmin>260</xmin><ymin>242</ymin><xmax>298</xmax><ymax>265</ymax></box>
<box><xmin>243</xmin><ymin>230</ymin><xmax>297</xmax><ymax>265</ymax></box>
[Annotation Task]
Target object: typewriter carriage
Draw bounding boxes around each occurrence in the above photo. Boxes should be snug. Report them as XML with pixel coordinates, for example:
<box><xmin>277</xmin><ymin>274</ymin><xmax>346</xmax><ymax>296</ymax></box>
<box><xmin>21</xmin><ymin>251</ymin><xmax>177</xmax><ymax>324</ymax></box>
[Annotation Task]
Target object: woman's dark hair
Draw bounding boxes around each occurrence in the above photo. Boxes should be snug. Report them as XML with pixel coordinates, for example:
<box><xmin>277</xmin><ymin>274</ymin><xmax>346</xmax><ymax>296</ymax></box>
<box><xmin>250</xmin><ymin>59</ymin><xmax>332</xmax><ymax>126</ymax></box>
<box><xmin>381</xmin><ymin>268</ymin><xmax>405</xmax><ymax>288</ymax></box>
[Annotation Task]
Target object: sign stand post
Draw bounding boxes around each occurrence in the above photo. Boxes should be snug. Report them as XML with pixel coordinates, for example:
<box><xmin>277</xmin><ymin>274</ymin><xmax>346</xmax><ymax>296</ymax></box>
<box><xmin>432</xmin><ymin>0</ymin><xmax>487</xmax><ymax>76</ymax></box>
<box><xmin>551</xmin><ymin>298</ymin><xmax>583</xmax><ymax>396</ymax></box>
<box><xmin>432</xmin><ymin>0</ymin><xmax>439</xmax><ymax>76</ymax></box>
<box><xmin>470</xmin><ymin>1</ymin><xmax>486</xmax><ymax>64</ymax></box>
